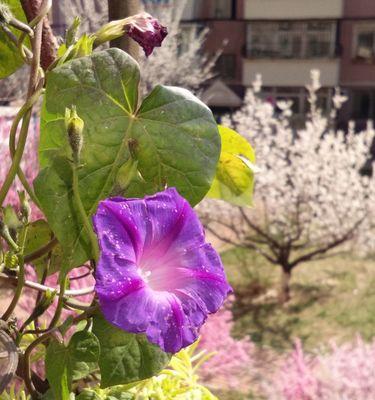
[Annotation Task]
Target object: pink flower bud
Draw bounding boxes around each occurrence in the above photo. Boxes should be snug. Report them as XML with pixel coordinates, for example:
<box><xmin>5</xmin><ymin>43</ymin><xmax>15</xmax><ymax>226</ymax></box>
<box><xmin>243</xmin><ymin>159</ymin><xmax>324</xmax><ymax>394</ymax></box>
<box><xmin>126</xmin><ymin>12</ymin><xmax>168</xmax><ymax>56</ymax></box>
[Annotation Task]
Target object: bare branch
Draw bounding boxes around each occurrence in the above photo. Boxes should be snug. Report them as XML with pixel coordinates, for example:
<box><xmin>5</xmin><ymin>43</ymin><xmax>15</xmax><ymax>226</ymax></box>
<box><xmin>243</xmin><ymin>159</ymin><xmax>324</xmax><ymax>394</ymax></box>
<box><xmin>290</xmin><ymin>221</ymin><xmax>362</xmax><ymax>268</ymax></box>
<box><xmin>239</xmin><ymin>208</ymin><xmax>281</xmax><ymax>250</ymax></box>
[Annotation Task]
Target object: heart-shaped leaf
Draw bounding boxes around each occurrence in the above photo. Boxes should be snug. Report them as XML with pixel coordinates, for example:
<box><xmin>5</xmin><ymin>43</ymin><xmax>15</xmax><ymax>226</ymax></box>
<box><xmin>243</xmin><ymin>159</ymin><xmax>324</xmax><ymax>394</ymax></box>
<box><xmin>45</xmin><ymin>331</ymin><xmax>100</xmax><ymax>400</ymax></box>
<box><xmin>34</xmin><ymin>48</ymin><xmax>219</xmax><ymax>270</ymax></box>
<box><xmin>92</xmin><ymin>313</ymin><xmax>170</xmax><ymax>389</ymax></box>
<box><xmin>207</xmin><ymin>125</ymin><xmax>256</xmax><ymax>206</ymax></box>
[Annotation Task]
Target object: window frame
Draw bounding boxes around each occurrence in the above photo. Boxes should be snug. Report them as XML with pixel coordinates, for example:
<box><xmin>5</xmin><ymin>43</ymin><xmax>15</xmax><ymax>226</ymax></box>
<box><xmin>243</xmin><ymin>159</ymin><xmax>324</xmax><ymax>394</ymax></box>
<box><xmin>246</xmin><ymin>20</ymin><xmax>337</xmax><ymax>59</ymax></box>
<box><xmin>352</xmin><ymin>22</ymin><xmax>375</xmax><ymax>62</ymax></box>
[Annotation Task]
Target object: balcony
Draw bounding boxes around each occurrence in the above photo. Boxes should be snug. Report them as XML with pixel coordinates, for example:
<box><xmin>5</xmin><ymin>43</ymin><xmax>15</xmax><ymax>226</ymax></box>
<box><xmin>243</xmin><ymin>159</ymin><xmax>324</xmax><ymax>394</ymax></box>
<box><xmin>243</xmin><ymin>59</ymin><xmax>340</xmax><ymax>87</ymax></box>
<box><xmin>244</xmin><ymin>0</ymin><xmax>343</xmax><ymax>20</ymax></box>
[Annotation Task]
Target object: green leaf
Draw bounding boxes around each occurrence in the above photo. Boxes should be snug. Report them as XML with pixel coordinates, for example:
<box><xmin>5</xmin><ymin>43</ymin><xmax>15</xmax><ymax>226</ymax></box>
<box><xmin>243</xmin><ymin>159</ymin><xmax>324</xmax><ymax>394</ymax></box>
<box><xmin>24</xmin><ymin>220</ymin><xmax>62</xmax><ymax>279</ymax></box>
<box><xmin>0</xmin><ymin>0</ymin><xmax>29</xmax><ymax>78</ymax></box>
<box><xmin>45</xmin><ymin>331</ymin><xmax>100</xmax><ymax>399</ymax></box>
<box><xmin>76</xmin><ymin>391</ymin><xmax>101</xmax><ymax>400</ymax></box>
<box><xmin>45</xmin><ymin>339</ymin><xmax>71</xmax><ymax>400</ymax></box>
<box><xmin>69</xmin><ymin>330</ymin><xmax>100</xmax><ymax>363</ymax></box>
<box><xmin>34</xmin><ymin>48</ymin><xmax>219</xmax><ymax>271</ymax></box>
<box><xmin>207</xmin><ymin>125</ymin><xmax>257</xmax><ymax>206</ymax></box>
<box><xmin>69</xmin><ymin>331</ymin><xmax>100</xmax><ymax>381</ymax></box>
<box><xmin>57</xmin><ymin>34</ymin><xmax>95</xmax><ymax>64</ymax></box>
<box><xmin>92</xmin><ymin>313</ymin><xmax>170</xmax><ymax>388</ymax></box>
<box><xmin>106</xmin><ymin>393</ymin><xmax>134</xmax><ymax>400</ymax></box>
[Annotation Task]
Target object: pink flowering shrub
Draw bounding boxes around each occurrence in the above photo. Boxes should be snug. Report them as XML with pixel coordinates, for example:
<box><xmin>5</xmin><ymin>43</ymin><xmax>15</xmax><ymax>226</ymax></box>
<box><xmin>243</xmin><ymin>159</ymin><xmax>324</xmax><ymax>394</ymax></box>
<box><xmin>266</xmin><ymin>339</ymin><xmax>322</xmax><ymax>400</ymax></box>
<box><xmin>199</xmin><ymin>299</ymin><xmax>254</xmax><ymax>392</ymax></box>
<box><xmin>0</xmin><ymin>114</ymin><xmax>40</xmax><ymax>215</ymax></box>
<box><xmin>267</xmin><ymin>337</ymin><xmax>375</xmax><ymax>400</ymax></box>
<box><xmin>18</xmin><ymin>265</ymin><xmax>95</xmax><ymax>327</ymax></box>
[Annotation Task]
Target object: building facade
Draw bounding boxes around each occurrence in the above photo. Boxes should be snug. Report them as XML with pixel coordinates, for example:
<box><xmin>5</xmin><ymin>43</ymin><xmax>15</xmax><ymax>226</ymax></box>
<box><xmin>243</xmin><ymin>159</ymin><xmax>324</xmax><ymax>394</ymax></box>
<box><xmin>49</xmin><ymin>0</ymin><xmax>375</xmax><ymax>123</ymax></box>
<box><xmin>183</xmin><ymin>0</ymin><xmax>375</xmax><ymax>124</ymax></box>
<box><xmin>339</xmin><ymin>0</ymin><xmax>375</xmax><ymax>127</ymax></box>
<box><xmin>181</xmin><ymin>0</ymin><xmax>344</xmax><ymax>119</ymax></box>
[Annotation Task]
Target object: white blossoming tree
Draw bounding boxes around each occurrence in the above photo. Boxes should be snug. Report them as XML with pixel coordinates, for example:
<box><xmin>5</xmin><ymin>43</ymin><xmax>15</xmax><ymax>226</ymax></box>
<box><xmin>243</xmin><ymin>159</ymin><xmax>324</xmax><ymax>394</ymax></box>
<box><xmin>201</xmin><ymin>71</ymin><xmax>375</xmax><ymax>303</ymax></box>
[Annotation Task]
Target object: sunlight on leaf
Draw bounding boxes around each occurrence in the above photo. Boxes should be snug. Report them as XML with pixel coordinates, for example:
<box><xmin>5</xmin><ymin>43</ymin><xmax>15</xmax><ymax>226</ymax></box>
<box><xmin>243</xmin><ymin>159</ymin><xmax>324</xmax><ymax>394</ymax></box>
<box><xmin>207</xmin><ymin>125</ymin><xmax>257</xmax><ymax>206</ymax></box>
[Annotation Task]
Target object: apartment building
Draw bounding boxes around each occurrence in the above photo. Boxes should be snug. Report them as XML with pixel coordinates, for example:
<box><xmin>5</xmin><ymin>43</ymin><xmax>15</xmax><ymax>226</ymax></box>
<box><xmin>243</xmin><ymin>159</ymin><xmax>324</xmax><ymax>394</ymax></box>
<box><xmin>180</xmin><ymin>0</ymin><xmax>343</xmax><ymax>119</ymax></box>
<box><xmin>339</xmin><ymin>0</ymin><xmax>375</xmax><ymax>126</ymax></box>
<box><xmin>243</xmin><ymin>0</ymin><xmax>342</xmax><ymax>119</ymax></box>
<box><xmin>177</xmin><ymin>0</ymin><xmax>245</xmax><ymax>112</ymax></box>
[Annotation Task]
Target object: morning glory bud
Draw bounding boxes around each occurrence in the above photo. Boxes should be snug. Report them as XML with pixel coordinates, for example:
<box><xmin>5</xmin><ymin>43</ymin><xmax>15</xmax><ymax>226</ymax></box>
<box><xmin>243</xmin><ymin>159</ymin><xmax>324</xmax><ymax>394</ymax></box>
<box><xmin>0</xmin><ymin>218</ymin><xmax>19</xmax><ymax>253</ymax></box>
<box><xmin>3</xmin><ymin>205</ymin><xmax>21</xmax><ymax>243</ymax></box>
<box><xmin>94</xmin><ymin>12</ymin><xmax>167</xmax><ymax>56</ymax></box>
<box><xmin>65</xmin><ymin>106</ymin><xmax>84</xmax><ymax>164</ymax></box>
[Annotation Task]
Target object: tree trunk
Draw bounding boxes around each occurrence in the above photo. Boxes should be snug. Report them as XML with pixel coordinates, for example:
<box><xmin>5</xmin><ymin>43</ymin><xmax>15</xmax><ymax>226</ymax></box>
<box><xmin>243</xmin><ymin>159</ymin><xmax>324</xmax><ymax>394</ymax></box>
<box><xmin>107</xmin><ymin>0</ymin><xmax>140</xmax><ymax>60</ymax></box>
<box><xmin>279</xmin><ymin>266</ymin><xmax>292</xmax><ymax>304</ymax></box>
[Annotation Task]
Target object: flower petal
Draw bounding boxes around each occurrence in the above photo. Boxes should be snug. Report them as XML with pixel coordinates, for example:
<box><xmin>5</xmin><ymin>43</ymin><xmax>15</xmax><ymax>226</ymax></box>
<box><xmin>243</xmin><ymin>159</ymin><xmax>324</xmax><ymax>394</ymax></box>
<box><xmin>125</xmin><ymin>12</ymin><xmax>168</xmax><ymax>56</ymax></box>
<box><xmin>94</xmin><ymin>188</ymin><xmax>231</xmax><ymax>353</ymax></box>
<box><xmin>93</xmin><ymin>200</ymin><xmax>140</xmax><ymax>262</ymax></box>
<box><xmin>100</xmin><ymin>286</ymin><xmax>197</xmax><ymax>353</ymax></box>
<box><xmin>95</xmin><ymin>252</ymin><xmax>144</xmax><ymax>302</ymax></box>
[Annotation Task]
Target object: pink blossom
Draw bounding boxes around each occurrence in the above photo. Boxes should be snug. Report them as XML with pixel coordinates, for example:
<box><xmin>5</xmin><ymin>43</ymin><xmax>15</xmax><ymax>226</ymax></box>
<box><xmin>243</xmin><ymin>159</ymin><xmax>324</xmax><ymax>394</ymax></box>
<box><xmin>267</xmin><ymin>337</ymin><xmax>375</xmax><ymax>400</ymax></box>
<box><xmin>0</xmin><ymin>114</ymin><xmax>41</xmax><ymax>219</ymax></box>
<box><xmin>199</xmin><ymin>299</ymin><xmax>254</xmax><ymax>392</ymax></box>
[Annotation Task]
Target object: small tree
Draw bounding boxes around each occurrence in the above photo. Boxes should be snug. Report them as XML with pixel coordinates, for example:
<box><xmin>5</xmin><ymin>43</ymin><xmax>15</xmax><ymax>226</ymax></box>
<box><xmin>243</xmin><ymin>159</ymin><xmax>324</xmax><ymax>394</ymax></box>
<box><xmin>201</xmin><ymin>71</ymin><xmax>375</xmax><ymax>303</ymax></box>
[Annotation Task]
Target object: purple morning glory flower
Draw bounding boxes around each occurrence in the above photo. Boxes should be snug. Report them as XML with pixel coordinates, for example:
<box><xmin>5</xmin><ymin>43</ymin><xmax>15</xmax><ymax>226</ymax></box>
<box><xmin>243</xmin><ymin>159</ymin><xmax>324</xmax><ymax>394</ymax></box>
<box><xmin>93</xmin><ymin>188</ymin><xmax>232</xmax><ymax>353</ymax></box>
<box><xmin>126</xmin><ymin>12</ymin><xmax>168</xmax><ymax>56</ymax></box>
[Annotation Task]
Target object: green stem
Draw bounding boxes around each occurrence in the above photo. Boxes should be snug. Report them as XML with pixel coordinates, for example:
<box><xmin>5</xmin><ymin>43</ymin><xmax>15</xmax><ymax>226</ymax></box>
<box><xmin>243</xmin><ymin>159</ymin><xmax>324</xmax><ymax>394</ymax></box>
<box><xmin>47</xmin><ymin>275</ymin><xmax>68</xmax><ymax>329</ymax></box>
<box><xmin>72</xmin><ymin>163</ymin><xmax>100</xmax><ymax>261</ymax></box>
<box><xmin>0</xmin><ymin>1</ymin><xmax>44</xmax><ymax>208</ymax></box>
<box><xmin>2</xmin><ymin>255</ymin><xmax>25</xmax><ymax>320</ymax></box>
<box><xmin>0</xmin><ymin>225</ymin><xmax>20</xmax><ymax>252</ymax></box>
<box><xmin>2</xmin><ymin>223</ymin><xmax>29</xmax><ymax>320</ymax></box>
<box><xmin>23</xmin><ymin>331</ymin><xmax>52</xmax><ymax>399</ymax></box>
<box><xmin>0</xmin><ymin>110</ymin><xmax>32</xmax><ymax>207</ymax></box>
<box><xmin>8</xmin><ymin>88</ymin><xmax>43</xmax><ymax>209</ymax></box>
<box><xmin>23</xmin><ymin>305</ymin><xmax>95</xmax><ymax>399</ymax></box>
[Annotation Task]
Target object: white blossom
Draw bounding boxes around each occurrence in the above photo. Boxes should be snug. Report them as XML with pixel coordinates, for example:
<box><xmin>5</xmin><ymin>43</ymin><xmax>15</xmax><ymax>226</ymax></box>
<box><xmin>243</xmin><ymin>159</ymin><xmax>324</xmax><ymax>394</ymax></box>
<box><xmin>200</xmin><ymin>72</ymin><xmax>375</xmax><ymax>301</ymax></box>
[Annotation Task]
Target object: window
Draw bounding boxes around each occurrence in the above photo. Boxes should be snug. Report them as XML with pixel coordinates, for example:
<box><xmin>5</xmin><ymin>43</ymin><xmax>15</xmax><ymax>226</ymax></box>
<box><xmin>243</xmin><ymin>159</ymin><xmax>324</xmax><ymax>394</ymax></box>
<box><xmin>213</xmin><ymin>0</ymin><xmax>234</xmax><ymax>19</ymax></box>
<box><xmin>247</xmin><ymin>21</ymin><xmax>337</xmax><ymax>59</ymax></box>
<box><xmin>261</xmin><ymin>87</ymin><xmax>332</xmax><ymax>116</ymax></box>
<box><xmin>216</xmin><ymin>54</ymin><xmax>237</xmax><ymax>80</ymax></box>
<box><xmin>352</xmin><ymin>90</ymin><xmax>375</xmax><ymax>119</ymax></box>
<box><xmin>353</xmin><ymin>24</ymin><xmax>375</xmax><ymax>61</ymax></box>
